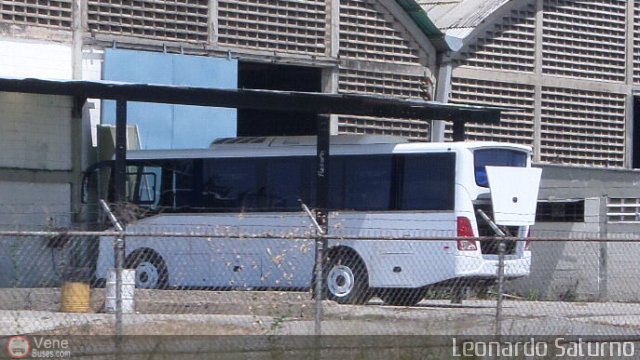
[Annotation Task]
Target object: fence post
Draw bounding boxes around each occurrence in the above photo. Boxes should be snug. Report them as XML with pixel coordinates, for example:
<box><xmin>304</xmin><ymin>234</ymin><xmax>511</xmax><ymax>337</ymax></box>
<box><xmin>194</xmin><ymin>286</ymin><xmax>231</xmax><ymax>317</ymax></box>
<box><xmin>314</xmin><ymin>114</ymin><xmax>330</xmax><ymax>336</ymax></box>
<box><xmin>495</xmin><ymin>240</ymin><xmax>506</xmax><ymax>338</ymax></box>
<box><xmin>598</xmin><ymin>195</ymin><xmax>608</xmax><ymax>301</ymax></box>
<box><xmin>302</xmin><ymin>203</ymin><xmax>326</xmax><ymax>336</ymax></box>
<box><xmin>476</xmin><ymin>208</ymin><xmax>508</xmax><ymax>336</ymax></box>
<box><xmin>99</xmin><ymin>200</ymin><xmax>125</xmax><ymax>356</ymax></box>
<box><xmin>114</xmin><ymin>234</ymin><xmax>125</xmax><ymax>336</ymax></box>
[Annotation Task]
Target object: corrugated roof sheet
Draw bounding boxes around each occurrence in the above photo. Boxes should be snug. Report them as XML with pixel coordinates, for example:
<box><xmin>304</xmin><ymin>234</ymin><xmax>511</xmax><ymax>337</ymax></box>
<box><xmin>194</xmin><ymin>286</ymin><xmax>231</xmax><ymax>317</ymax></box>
<box><xmin>419</xmin><ymin>0</ymin><xmax>510</xmax><ymax>33</ymax></box>
<box><xmin>395</xmin><ymin>0</ymin><xmax>450</xmax><ymax>51</ymax></box>
<box><xmin>417</xmin><ymin>1</ymin><xmax>461</xmax><ymax>21</ymax></box>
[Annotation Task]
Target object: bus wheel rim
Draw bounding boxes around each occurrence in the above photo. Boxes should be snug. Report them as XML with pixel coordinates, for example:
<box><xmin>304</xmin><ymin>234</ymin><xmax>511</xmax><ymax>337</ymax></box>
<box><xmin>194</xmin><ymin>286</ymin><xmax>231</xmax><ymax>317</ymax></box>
<box><xmin>327</xmin><ymin>265</ymin><xmax>355</xmax><ymax>298</ymax></box>
<box><xmin>135</xmin><ymin>261</ymin><xmax>159</xmax><ymax>288</ymax></box>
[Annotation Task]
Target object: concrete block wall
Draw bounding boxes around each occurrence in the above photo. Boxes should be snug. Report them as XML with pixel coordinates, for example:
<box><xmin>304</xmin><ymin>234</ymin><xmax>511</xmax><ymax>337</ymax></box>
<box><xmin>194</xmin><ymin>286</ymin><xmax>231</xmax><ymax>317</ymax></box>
<box><xmin>0</xmin><ymin>182</ymin><xmax>71</xmax><ymax>287</ymax></box>
<box><xmin>509</xmin><ymin>165</ymin><xmax>640</xmax><ymax>301</ymax></box>
<box><xmin>0</xmin><ymin>182</ymin><xmax>71</xmax><ymax>229</ymax></box>
<box><xmin>603</xmin><ymin>223</ymin><xmax>640</xmax><ymax>302</ymax></box>
<box><xmin>520</xmin><ymin>198</ymin><xmax>602</xmax><ymax>301</ymax></box>
<box><xmin>0</xmin><ymin>93</ymin><xmax>72</xmax><ymax>170</ymax></box>
<box><xmin>0</xmin><ymin>39</ymin><xmax>80</xmax><ymax>287</ymax></box>
<box><xmin>0</xmin><ymin>40</ymin><xmax>74</xmax><ymax>170</ymax></box>
<box><xmin>0</xmin><ymin>39</ymin><xmax>74</xmax><ymax>227</ymax></box>
<box><xmin>510</xmin><ymin>205</ymin><xmax>601</xmax><ymax>301</ymax></box>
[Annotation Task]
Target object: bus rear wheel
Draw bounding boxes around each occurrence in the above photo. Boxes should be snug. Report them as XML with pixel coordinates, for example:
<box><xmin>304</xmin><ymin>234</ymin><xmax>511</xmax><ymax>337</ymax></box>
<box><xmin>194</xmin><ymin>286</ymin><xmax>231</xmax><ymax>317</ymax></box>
<box><xmin>126</xmin><ymin>250</ymin><xmax>168</xmax><ymax>289</ymax></box>
<box><xmin>323</xmin><ymin>251</ymin><xmax>370</xmax><ymax>305</ymax></box>
<box><xmin>379</xmin><ymin>288</ymin><xmax>425</xmax><ymax>307</ymax></box>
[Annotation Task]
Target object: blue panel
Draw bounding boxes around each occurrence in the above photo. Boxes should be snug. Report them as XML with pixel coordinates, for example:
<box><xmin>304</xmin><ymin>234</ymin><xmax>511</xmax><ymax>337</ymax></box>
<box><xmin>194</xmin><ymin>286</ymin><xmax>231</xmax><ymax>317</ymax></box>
<box><xmin>172</xmin><ymin>106</ymin><xmax>237</xmax><ymax>149</ymax></box>
<box><xmin>173</xmin><ymin>54</ymin><xmax>237</xmax><ymax>88</ymax></box>
<box><xmin>103</xmin><ymin>49</ymin><xmax>237</xmax><ymax>149</ymax></box>
<box><xmin>128</xmin><ymin>103</ymin><xmax>174</xmax><ymax>149</ymax></box>
<box><xmin>104</xmin><ymin>50</ymin><xmax>173</xmax><ymax>83</ymax></box>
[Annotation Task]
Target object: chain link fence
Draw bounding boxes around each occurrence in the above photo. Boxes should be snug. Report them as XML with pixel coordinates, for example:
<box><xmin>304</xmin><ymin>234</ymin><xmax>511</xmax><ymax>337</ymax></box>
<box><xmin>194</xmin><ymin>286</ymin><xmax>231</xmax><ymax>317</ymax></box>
<box><xmin>2</xmin><ymin>210</ymin><xmax>640</xmax><ymax>358</ymax></box>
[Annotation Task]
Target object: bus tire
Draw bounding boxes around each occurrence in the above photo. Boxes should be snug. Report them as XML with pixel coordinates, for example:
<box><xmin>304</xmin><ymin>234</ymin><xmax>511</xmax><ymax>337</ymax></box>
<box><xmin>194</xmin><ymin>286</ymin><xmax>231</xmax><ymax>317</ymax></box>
<box><xmin>323</xmin><ymin>250</ymin><xmax>371</xmax><ymax>305</ymax></box>
<box><xmin>379</xmin><ymin>288</ymin><xmax>425</xmax><ymax>307</ymax></box>
<box><xmin>126</xmin><ymin>250</ymin><xmax>168</xmax><ymax>289</ymax></box>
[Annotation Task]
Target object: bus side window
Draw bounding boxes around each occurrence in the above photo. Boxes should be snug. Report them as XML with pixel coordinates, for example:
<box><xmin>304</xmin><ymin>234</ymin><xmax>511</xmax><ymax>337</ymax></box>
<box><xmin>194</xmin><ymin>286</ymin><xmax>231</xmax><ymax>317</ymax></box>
<box><xmin>328</xmin><ymin>157</ymin><xmax>345</xmax><ymax>210</ymax></box>
<box><xmin>172</xmin><ymin>161</ymin><xmax>195</xmax><ymax>210</ymax></box>
<box><xmin>124</xmin><ymin>166</ymin><xmax>161</xmax><ymax>208</ymax></box>
<box><xmin>338</xmin><ymin>155</ymin><xmax>393</xmax><ymax>211</ymax></box>
<box><xmin>137</xmin><ymin>167</ymin><xmax>161</xmax><ymax>207</ymax></box>
<box><xmin>202</xmin><ymin>158</ymin><xmax>258</xmax><ymax>211</ymax></box>
<box><xmin>398</xmin><ymin>153</ymin><xmax>455</xmax><ymax>211</ymax></box>
<box><xmin>157</xmin><ymin>160</ymin><xmax>195</xmax><ymax>211</ymax></box>
<box><xmin>326</xmin><ymin>155</ymin><xmax>394</xmax><ymax>211</ymax></box>
<box><xmin>265</xmin><ymin>157</ymin><xmax>305</xmax><ymax>211</ymax></box>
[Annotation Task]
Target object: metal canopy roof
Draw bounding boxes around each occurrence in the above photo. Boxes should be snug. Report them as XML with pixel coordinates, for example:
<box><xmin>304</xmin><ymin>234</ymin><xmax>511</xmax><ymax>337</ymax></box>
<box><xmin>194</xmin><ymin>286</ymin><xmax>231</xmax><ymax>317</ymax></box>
<box><xmin>0</xmin><ymin>77</ymin><xmax>501</xmax><ymax>124</ymax></box>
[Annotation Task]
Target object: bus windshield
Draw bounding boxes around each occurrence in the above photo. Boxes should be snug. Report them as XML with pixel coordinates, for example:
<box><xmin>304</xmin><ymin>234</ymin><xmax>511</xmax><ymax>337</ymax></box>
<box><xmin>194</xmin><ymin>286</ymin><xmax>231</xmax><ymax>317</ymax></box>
<box><xmin>474</xmin><ymin>149</ymin><xmax>527</xmax><ymax>187</ymax></box>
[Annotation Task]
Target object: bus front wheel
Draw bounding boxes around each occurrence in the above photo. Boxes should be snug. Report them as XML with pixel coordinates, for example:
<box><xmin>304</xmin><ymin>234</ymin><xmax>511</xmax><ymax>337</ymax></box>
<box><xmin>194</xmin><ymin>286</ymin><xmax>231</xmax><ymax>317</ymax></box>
<box><xmin>126</xmin><ymin>250</ymin><xmax>168</xmax><ymax>289</ymax></box>
<box><xmin>323</xmin><ymin>251</ymin><xmax>370</xmax><ymax>305</ymax></box>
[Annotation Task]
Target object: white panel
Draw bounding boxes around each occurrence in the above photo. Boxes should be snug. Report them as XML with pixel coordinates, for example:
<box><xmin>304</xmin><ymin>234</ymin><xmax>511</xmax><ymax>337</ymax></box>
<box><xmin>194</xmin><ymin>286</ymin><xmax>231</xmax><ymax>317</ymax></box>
<box><xmin>0</xmin><ymin>93</ymin><xmax>72</xmax><ymax>170</ymax></box>
<box><xmin>0</xmin><ymin>40</ymin><xmax>72</xmax><ymax>79</ymax></box>
<box><xmin>0</xmin><ymin>182</ymin><xmax>71</xmax><ymax>229</ymax></box>
<box><xmin>487</xmin><ymin>166</ymin><xmax>542</xmax><ymax>226</ymax></box>
<box><xmin>81</xmin><ymin>48</ymin><xmax>104</xmax><ymax>81</ymax></box>
<box><xmin>82</xmin><ymin>48</ymin><xmax>104</xmax><ymax>146</ymax></box>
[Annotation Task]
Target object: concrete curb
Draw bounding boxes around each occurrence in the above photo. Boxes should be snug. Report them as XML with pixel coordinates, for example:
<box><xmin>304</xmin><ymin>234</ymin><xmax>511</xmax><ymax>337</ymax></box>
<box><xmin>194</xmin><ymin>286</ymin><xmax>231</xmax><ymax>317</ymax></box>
<box><xmin>0</xmin><ymin>288</ymin><xmax>314</xmax><ymax>318</ymax></box>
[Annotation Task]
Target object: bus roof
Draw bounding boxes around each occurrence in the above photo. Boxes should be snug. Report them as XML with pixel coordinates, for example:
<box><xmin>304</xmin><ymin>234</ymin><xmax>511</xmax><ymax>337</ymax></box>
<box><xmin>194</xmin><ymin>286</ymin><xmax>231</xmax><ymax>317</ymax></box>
<box><xmin>125</xmin><ymin>135</ymin><xmax>532</xmax><ymax>160</ymax></box>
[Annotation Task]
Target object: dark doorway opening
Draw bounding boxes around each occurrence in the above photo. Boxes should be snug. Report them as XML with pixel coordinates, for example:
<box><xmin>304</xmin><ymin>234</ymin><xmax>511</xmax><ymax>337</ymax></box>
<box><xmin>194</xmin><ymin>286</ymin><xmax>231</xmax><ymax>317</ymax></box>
<box><xmin>634</xmin><ymin>97</ymin><xmax>640</xmax><ymax>168</ymax></box>
<box><xmin>237</xmin><ymin>63</ymin><xmax>322</xmax><ymax>136</ymax></box>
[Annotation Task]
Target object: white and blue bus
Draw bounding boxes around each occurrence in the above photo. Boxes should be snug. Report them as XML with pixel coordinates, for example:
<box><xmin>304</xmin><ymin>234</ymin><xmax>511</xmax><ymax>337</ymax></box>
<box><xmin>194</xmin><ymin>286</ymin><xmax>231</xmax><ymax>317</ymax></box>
<box><xmin>86</xmin><ymin>135</ymin><xmax>541</xmax><ymax>306</ymax></box>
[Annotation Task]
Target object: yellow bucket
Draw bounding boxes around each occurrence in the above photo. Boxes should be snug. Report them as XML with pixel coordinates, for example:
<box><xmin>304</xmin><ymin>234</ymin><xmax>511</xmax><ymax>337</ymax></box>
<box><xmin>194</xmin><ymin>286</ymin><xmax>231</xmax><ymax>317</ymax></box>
<box><xmin>60</xmin><ymin>282</ymin><xmax>90</xmax><ymax>313</ymax></box>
